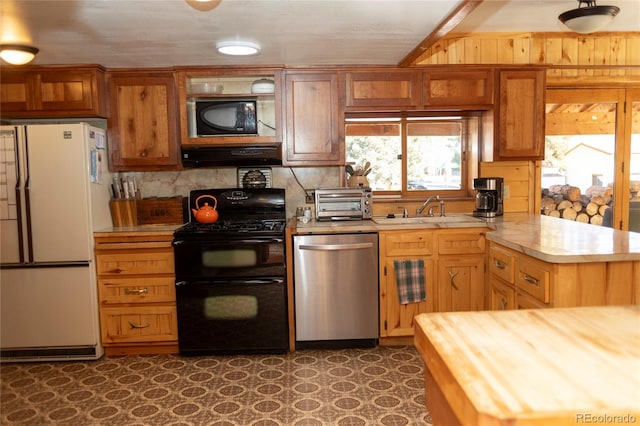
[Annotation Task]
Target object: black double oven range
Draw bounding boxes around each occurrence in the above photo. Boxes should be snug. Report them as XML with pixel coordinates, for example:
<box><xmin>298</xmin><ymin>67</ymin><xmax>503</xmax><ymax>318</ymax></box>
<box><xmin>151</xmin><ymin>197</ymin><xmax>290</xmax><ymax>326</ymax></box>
<box><xmin>173</xmin><ymin>188</ymin><xmax>288</xmax><ymax>355</ymax></box>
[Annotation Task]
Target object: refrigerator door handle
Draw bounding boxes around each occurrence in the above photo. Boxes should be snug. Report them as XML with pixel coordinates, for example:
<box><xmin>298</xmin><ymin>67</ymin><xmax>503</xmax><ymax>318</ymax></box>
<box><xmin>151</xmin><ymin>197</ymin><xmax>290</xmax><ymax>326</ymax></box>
<box><xmin>23</xmin><ymin>145</ymin><xmax>34</xmax><ymax>264</ymax></box>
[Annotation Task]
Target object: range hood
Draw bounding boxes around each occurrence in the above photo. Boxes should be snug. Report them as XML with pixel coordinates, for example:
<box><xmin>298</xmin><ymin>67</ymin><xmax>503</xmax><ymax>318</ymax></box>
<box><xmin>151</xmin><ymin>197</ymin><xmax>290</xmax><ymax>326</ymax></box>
<box><xmin>181</xmin><ymin>145</ymin><xmax>282</xmax><ymax>168</ymax></box>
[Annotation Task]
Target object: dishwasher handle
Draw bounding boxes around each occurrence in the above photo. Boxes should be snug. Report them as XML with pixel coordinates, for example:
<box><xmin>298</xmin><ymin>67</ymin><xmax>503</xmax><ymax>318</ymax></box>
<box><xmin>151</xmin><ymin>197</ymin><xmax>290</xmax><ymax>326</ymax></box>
<box><xmin>299</xmin><ymin>243</ymin><xmax>374</xmax><ymax>251</ymax></box>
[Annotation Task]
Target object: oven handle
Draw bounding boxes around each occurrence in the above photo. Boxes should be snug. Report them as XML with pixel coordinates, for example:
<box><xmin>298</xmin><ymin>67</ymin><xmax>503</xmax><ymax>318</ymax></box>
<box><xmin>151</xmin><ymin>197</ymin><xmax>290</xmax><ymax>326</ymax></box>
<box><xmin>173</xmin><ymin>238</ymin><xmax>283</xmax><ymax>246</ymax></box>
<box><xmin>176</xmin><ymin>278</ymin><xmax>284</xmax><ymax>286</ymax></box>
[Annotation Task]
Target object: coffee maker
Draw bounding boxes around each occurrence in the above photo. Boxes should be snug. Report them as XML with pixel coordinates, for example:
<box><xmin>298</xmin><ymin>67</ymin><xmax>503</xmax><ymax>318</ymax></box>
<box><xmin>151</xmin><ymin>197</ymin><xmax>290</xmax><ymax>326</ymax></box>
<box><xmin>473</xmin><ymin>177</ymin><xmax>504</xmax><ymax>218</ymax></box>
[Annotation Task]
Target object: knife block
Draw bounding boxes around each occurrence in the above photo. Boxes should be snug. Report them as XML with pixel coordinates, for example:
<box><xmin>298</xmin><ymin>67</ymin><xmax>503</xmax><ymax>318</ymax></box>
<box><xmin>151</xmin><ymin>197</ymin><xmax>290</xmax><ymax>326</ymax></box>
<box><xmin>109</xmin><ymin>200</ymin><xmax>137</xmax><ymax>227</ymax></box>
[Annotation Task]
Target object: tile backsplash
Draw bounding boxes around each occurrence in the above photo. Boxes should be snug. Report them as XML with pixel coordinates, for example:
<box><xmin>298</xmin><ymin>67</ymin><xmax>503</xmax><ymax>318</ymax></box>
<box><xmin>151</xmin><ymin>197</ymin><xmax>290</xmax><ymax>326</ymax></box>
<box><xmin>122</xmin><ymin>167</ymin><xmax>342</xmax><ymax>220</ymax></box>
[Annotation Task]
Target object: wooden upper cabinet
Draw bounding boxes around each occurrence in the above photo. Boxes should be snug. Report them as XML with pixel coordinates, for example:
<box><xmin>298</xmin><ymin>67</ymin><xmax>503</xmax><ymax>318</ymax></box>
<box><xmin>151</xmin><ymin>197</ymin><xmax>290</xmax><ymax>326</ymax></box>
<box><xmin>423</xmin><ymin>70</ymin><xmax>493</xmax><ymax>106</ymax></box>
<box><xmin>491</xmin><ymin>68</ymin><xmax>546</xmax><ymax>161</ymax></box>
<box><xmin>107</xmin><ymin>71</ymin><xmax>181</xmax><ymax>171</ymax></box>
<box><xmin>284</xmin><ymin>72</ymin><xmax>343</xmax><ymax>166</ymax></box>
<box><xmin>0</xmin><ymin>66</ymin><xmax>106</xmax><ymax>117</ymax></box>
<box><xmin>345</xmin><ymin>71</ymin><xmax>421</xmax><ymax>108</ymax></box>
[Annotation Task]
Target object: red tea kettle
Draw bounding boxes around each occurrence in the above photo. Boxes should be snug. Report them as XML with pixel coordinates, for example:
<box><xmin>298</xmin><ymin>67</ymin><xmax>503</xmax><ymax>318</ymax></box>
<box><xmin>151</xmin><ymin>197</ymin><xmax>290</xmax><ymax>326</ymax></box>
<box><xmin>192</xmin><ymin>195</ymin><xmax>219</xmax><ymax>223</ymax></box>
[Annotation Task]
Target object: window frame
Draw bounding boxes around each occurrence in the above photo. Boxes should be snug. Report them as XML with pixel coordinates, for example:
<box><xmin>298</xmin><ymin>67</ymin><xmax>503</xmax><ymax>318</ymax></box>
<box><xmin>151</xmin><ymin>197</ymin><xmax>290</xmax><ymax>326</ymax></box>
<box><xmin>345</xmin><ymin>110</ymin><xmax>480</xmax><ymax>199</ymax></box>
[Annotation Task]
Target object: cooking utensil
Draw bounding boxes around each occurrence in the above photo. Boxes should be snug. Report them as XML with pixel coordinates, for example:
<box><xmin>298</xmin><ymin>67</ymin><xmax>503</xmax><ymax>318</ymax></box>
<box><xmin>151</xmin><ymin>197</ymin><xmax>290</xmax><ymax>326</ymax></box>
<box><xmin>363</xmin><ymin>161</ymin><xmax>370</xmax><ymax>172</ymax></box>
<box><xmin>345</xmin><ymin>165</ymin><xmax>354</xmax><ymax>176</ymax></box>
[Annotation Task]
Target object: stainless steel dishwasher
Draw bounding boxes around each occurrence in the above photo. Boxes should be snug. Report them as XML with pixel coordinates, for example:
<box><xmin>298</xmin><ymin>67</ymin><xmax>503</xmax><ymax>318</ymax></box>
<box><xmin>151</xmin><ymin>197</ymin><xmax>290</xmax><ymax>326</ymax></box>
<box><xmin>293</xmin><ymin>233</ymin><xmax>378</xmax><ymax>349</ymax></box>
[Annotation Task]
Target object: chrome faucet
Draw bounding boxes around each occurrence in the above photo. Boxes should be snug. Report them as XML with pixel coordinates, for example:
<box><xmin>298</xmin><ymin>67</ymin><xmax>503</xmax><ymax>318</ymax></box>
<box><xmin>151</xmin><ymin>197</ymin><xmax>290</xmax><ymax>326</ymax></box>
<box><xmin>398</xmin><ymin>207</ymin><xmax>408</xmax><ymax>218</ymax></box>
<box><xmin>416</xmin><ymin>195</ymin><xmax>440</xmax><ymax>216</ymax></box>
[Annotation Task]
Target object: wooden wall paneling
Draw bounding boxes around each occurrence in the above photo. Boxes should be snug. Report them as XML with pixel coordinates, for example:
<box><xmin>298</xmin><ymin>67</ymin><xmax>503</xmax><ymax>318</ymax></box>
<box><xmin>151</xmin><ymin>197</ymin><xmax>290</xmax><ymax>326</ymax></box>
<box><xmin>627</xmin><ymin>38</ymin><xmax>640</xmax><ymax>76</ymax></box>
<box><xmin>545</xmin><ymin>38</ymin><xmax>563</xmax><ymax>79</ymax></box>
<box><xmin>610</xmin><ymin>36</ymin><xmax>626</xmax><ymax>76</ymax></box>
<box><xmin>513</xmin><ymin>37</ymin><xmax>530</xmax><ymax>64</ymax></box>
<box><xmin>479</xmin><ymin>160</ymin><xmax>535</xmax><ymax>213</ymax></box>
<box><xmin>495</xmin><ymin>39</ymin><xmax>513</xmax><ymax>64</ymax></box>
<box><xmin>480</xmin><ymin>39</ymin><xmax>498</xmax><ymax>64</ymax></box>
<box><xmin>464</xmin><ymin>38</ymin><xmax>481</xmax><ymax>64</ymax></box>
<box><xmin>561</xmin><ymin>37</ymin><xmax>579</xmax><ymax>78</ymax></box>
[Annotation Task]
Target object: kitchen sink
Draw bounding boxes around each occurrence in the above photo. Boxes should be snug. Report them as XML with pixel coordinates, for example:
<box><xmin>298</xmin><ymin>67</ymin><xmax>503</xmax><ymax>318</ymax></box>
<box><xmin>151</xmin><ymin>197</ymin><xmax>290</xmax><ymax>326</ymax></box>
<box><xmin>372</xmin><ymin>215</ymin><xmax>486</xmax><ymax>225</ymax></box>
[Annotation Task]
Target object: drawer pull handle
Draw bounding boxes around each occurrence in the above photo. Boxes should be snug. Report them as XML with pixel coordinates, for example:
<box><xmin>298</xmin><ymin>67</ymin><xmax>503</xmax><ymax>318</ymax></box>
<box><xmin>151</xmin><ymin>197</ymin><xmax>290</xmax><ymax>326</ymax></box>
<box><xmin>449</xmin><ymin>270</ymin><xmax>459</xmax><ymax>290</ymax></box>
<box><xmin>522</xmin><ymin>274</ymin><xmax>539</xmax><ymax>286</ymax></box>
<box><xmin>500</xmin><ymin>298</ymin><xmax>507</xmax><ymax>310</ymax></box>
<box><xmin>128</xmin><ymin>321</ymin><xmax>150</xmax><ymax>329</ymax></box>
<box><xmin>125</xmin><ymin>287</ymin><xmax>148</xmax><ymax>295</ymax></box>
<box><xmin>493</xmin><ymin>260</ymin><xmax>506</xmax><ymax>270</ymax></box>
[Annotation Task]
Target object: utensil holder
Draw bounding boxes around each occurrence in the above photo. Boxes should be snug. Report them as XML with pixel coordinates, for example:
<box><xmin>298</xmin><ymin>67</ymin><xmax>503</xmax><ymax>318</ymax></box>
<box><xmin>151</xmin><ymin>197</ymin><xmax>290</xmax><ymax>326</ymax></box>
<box><xmin>109</xmin><ymin>200</ymin><xmax>137</xmax><ymax>227</ymax></box>
<box><xmin>347</xmin><ymin>175</ymin><xmax>369</xmax><ymax>188</ymax></box>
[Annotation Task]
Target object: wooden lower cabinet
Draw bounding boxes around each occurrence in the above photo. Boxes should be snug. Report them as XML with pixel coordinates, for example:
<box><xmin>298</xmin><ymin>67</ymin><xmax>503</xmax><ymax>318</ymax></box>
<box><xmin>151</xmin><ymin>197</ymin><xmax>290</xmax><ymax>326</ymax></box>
<box><xmin>488</xmin><ymin>276</ymin><xmax>516</xmax><ymax>310</ymax></box>
<box><xmin>94</xmin><ymin>232</ymin><xmax>178</xmax><ymax>355</ymax></box>
<box><xmin>487</xmin><ymin>241</ymin><xmax>638</xmax><ymax>309</ymax></box>
<box><xmin>437</xmin><ymin>255</ymin><xmax>485</xmax><ymax>312</ymax></box>
<box><xmin>381</xmin><ymin>258</ymin><xmax>436</xmax><ymax>337</ymax></box>
<box><xmin>379</xmin><ymin>228</ymin><xmax>488</xmax><ymax>339</ymax></box>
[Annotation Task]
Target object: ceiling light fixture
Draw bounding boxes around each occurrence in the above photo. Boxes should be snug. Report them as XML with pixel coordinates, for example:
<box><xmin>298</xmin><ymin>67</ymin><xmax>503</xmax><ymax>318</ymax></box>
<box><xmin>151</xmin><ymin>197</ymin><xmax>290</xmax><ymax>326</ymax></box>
<box><xmin>0</xmin><ymin>44</ymin><xmax>39</xmax><ymax>65</ymax></box>
<box><xmin>216</xmin><ymin>41</ymin><xmax>260</xmax><ymax>56</ymax></box>
<box><xmin>558</xmin><ymin>0</ymin><xmax>620</xmax><ymax>34</ymax></box>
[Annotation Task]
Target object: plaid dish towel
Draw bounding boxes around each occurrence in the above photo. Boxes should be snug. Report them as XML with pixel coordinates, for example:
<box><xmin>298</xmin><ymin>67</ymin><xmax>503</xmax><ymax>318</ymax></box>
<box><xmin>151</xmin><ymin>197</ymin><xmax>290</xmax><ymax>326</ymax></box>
<box><xmin>393</xmin><ymin>259</ymin><xmax>426</xmax><ymax>304</ymax></box>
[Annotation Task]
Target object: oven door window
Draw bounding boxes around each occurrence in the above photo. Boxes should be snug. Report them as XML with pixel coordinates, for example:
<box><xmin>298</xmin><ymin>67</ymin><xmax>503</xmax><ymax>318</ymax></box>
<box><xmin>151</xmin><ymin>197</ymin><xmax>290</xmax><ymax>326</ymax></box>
<box><xmin>174</xmin><ymin>239</ymin><xmax>284</xmax><ymax>279</ymax></box>
<box><xmin>318</xmin><ymin>198</ymin><xmax>361</xmax><ymax>214</ymax></box>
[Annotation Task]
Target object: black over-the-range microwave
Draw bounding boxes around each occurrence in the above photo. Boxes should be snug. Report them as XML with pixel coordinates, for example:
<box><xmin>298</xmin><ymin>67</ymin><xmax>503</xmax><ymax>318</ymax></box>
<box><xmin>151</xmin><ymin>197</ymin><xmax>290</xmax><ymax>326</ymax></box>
<box><xmin>192</xmin><ymin>99</ymin><xmax>258</xmax><ymax>136</ymax></box>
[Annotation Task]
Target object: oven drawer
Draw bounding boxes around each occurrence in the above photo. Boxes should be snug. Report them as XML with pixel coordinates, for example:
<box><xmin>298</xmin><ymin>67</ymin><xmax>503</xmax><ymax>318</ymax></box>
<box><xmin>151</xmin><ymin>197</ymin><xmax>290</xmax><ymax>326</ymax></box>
<box><xmin>98</xmin><ymin>277</ymin><xmax>176</xmax><ymax>305</ymax></box>
<box><xmin>100</xmin><ymin>306</ymin><xmax>178</xmax><ymax>344</ymax></box>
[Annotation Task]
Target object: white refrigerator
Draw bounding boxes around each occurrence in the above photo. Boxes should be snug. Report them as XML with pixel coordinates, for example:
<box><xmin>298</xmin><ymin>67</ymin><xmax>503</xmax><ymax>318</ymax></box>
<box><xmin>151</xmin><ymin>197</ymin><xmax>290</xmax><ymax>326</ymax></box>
<box><xmin>0</xmin><ymin>123</ymin><xmax>112</xmax><ymax>362</ymax></box>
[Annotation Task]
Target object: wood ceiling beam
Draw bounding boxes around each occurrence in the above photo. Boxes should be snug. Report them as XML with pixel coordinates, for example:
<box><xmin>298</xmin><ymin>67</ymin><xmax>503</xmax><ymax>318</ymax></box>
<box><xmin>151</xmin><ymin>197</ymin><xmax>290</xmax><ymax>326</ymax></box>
<box><xmin>398</xmin><ymin>0</ymin><xmax>484</xmax><ymax>67</ymax></box>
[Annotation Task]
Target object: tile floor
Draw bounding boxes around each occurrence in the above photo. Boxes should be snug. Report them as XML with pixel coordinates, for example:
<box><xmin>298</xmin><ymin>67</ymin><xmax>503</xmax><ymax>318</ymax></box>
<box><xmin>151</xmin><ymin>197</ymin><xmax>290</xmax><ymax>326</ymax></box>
<box><xmin>0</xmin><ymin>345</ymin><xmax>432</xmax><ymax>425</ymax></box>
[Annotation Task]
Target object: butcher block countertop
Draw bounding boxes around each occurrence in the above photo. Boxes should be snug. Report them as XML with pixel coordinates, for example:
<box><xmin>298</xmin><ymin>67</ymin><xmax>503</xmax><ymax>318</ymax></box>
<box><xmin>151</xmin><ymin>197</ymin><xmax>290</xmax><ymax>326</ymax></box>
<box><xmin>414</xmin><ymin>306</ymin><xmax>640</xmax><ymax>426</ymax></box>
<box><xmin>291</xmin><ymin>213</ymin><xmax>640</xmax><ymax>263</ymax></box>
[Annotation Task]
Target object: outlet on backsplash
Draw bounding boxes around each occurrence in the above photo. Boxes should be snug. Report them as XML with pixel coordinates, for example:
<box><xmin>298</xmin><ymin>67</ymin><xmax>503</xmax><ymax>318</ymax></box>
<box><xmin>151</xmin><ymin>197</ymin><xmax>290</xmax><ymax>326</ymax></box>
<box><xmin>305</xmin><ymin>190</ymin><xmax>315</xmax><ymax>204</ymax></box>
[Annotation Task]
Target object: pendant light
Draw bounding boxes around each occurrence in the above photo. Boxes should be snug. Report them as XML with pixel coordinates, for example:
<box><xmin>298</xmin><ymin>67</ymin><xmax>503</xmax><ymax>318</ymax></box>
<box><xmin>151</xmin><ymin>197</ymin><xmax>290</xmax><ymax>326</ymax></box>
<box><xmin>0</xmin><ymin>44</ymin><xmax>39</xmax><ymax>65</ymax></box>
<box><xmin>558</xmin><ymin>0</ymin><xmax>620</xmax><ymax>34</ymax></box>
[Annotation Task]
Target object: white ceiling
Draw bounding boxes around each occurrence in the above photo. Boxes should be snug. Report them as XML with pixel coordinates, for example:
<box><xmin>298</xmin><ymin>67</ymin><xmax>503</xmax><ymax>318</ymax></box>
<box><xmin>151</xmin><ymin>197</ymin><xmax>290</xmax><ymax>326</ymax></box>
<box><xmin>1</xmin><ymin>0</ymin><xmax>638</xmax><ymax>69</ymax></box>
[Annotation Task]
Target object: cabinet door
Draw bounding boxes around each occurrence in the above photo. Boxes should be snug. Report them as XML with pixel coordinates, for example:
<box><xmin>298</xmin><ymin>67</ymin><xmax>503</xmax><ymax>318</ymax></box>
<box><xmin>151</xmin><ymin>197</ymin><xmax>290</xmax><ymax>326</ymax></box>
<box><xmin>494</xmin><ymin>68</ymin><xmax>546</xmax><ymax>160</ymax></box>
<box><xmin>108</xmin><ymin>73</ymin><xmax>180</xmax><ymax>171</ymax></box>
<box><xmin>424</xmin><ymin>70</ymin><xmax>493</xmax><ymax>106</ymax></box>
<box><xmin>0</xmin><ymin>67</ymin><xmax>105</xmax><ymax>117</ymax></box>
<box><xmin>488</xmin><ymin>276</ymin><xmax>515</xmax><ymax>310</ymax></box>
<box><xmin>0</xmin><ymin>71</ymin><xmax>33</xmax><ymax>112</ymax></box>
<box><xmin>345</xmin><ymin>71</ymin><xmax>421</xmax><ymax>108</ymax></box>
<box><xmin>36</xmin><ymin>70</ymin><xmax>96</xmax><ymax>112</ymax></box>
<box><xmin>381</xmin><ymin>258</ymin><xmax>435</xmax><ymax>337</ymax></box>
<box><xmin>284</xmin><ymin>72</ymin><xmax>342</xmax><ymax>165</ymax></box>
<box><xmin>437</xmin><ymin>255</ymin><xmax>485</xmax><ymax>312</ymax></box>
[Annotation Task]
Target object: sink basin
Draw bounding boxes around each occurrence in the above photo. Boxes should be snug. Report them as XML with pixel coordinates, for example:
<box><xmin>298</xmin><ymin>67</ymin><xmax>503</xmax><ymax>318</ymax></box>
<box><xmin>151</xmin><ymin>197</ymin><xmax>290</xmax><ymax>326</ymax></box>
<box><xmin>372</xmin><ymin>215</ymin><xmax>485</xmax><ymax>225</ymax></box>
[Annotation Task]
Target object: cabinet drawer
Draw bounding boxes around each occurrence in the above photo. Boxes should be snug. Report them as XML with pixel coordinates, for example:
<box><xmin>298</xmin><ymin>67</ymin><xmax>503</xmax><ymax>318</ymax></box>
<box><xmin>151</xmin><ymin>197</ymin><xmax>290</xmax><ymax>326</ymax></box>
<box><xmin>100</xmin><ymin>306</ymin><xmax>178</xmax><ymax>344</ymax></box>
<box><xmin>516</xmin><ymin>256</ymin><xmax>551</xmax><ymax>303</ymax></box>
<box><xmin>96</xmin><ymin>250</ymin><xmax>174</xmax><ymax>275</ymax></box>
<box><xmin>438</xmin><ymin>232</ymin><xmax>485</xmax><ymax>255</ymax></box>
<box><xmin>99</xmin><ymin>277</ymin><xmax>175</xmax><ymax>305</ymax></box>
<box><xmin>383</xmin><ymin>231</ymin><xmax>434</xmax><ymax>256</ymax></box>
<box><xmin>489</xmin><ymin>245</ymin><xmax>515</xmax><ymax>283</ymax></box>
<box><xmin>516</xmin><ymin>291</ymin><xmax>548</xmax><ymax>309</ymax></box>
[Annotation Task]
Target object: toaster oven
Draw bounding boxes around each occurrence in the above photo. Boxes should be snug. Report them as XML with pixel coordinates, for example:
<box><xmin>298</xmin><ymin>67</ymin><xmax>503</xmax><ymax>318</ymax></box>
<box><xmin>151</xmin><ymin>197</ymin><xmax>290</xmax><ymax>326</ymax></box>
<box><xmin>315</xmin><ymin>187</ymin><xmax>373</xmax><ymax>221</ymax></box>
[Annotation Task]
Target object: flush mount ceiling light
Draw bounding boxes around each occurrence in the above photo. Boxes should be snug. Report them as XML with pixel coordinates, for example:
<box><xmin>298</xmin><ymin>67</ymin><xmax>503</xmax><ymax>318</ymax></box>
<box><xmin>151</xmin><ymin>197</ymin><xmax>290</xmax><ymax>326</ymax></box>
<box><xmin>0</xmin><ymin>44</ymin><xmax>39</xmax><ymax>65</ymax></box>
<box><xmin>216</xmin><ymin>41</ymin><xmax>260</xmax><ymax>56</ymax></box>
<box><xmin>558</xmin><ymin>0</ymin><xmax>620</xmax><ymax>34</ymax></box>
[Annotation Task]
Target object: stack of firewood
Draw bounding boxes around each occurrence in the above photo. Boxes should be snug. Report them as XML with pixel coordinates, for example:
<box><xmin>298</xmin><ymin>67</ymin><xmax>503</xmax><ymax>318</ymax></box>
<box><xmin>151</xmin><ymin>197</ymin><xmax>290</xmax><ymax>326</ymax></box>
<box><xmin>541</xmin><ymin>185</ymin><xmax>613</xmax><ymax>226</ymax></box>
